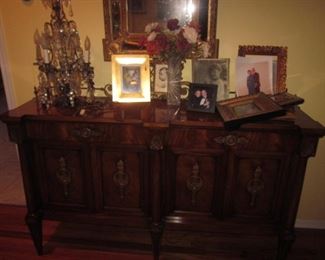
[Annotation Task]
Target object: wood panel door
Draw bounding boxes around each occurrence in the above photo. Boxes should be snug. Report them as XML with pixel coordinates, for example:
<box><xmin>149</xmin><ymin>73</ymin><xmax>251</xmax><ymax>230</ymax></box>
<box><xmin>34</xmin><ymin>142</ymin><xmax>93</xmax><ymax>211</ymax></box>
<box><xmin>96</xmin><ymin>146</ymin><xmax>149</xmax><ymax>217</ymax></box>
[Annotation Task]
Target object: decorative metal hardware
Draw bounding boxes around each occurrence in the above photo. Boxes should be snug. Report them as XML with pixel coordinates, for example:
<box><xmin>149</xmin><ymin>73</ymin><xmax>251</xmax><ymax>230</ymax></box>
<box><xmin>150</xmin><ymin>135</ymin><xmax>163</xmax><ymax>151</ymax></box>
<box><xmin>113</xmin><ymin>160</ymin><xmax>129</xmax><ymax>200</ymax></box>
<box><xmin>246</xmin><ymin>166</ymin><xmax>265</xmax><ymax>207</ymax></box>
<box><xmin>186</xmin><ymin>162</ymin><xmax>203</xmax><ymax>206</ymax></box>
<box><xmin>214</xmin><ymin>134</ymin><xmax>249</xmax><ymax>146</ymax></box>
<box><xmin>56</xmin><ymin>157</ymin><xmax>72</xmax><ymax>198</ymax></box>
<box><xmin>72</xmin><ymin>127</ymin><xmax>102</xmax><ymax>139</ymax></box>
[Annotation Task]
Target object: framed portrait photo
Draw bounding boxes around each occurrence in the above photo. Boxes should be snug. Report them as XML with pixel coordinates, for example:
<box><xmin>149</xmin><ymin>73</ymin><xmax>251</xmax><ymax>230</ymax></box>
<box><xmin>236</xmin><ymin>56</ymin><xmax>274</xmax><ymax>97</ymax></box>
<box><xmin>192</xmin><ymin>58</ymin><xmax>230</xmax><ymax>101</ymax></box>
<box><xmin>112</xmin><ymin>54</ymin><xmax>150</xmax><ymax>103</ymax></box>
<box><xmin>154</xmin><ymin>64</ymin><xmax>168</xmax><ymax>93</ymax></box>
<box><xmin>187</xmin><ymin>83</ymin><xmax>217</xmax><ymax>113</ymax></box>
<box><xmin>216</xmin><ymin>92</ymin><xmax>285</xmax><ymax>129</ymax></box>
<box><xmin>238</xmin><ymin>45</ymin><xmax>288</xmax><ymax>94</ymax></box>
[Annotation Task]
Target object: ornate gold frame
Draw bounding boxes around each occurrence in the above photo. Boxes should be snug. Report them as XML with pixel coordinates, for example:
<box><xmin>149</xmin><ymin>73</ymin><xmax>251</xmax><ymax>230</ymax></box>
<box><xmin>102</xmin><ymin>0</ymin><xmax>218</xmax><ymax>61</ymax></box>
<box><xmin>238</xmin><ymin>45</ymin><xmax>288</xmax><ymax>93</ymax></box>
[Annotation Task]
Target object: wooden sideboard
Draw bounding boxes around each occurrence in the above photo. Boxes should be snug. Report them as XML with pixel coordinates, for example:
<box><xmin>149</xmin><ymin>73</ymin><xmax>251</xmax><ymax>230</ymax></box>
<box><xmin>1</xmin><ymin>99</ymin><xmax>324</xmax><ymax>259</ymax></box>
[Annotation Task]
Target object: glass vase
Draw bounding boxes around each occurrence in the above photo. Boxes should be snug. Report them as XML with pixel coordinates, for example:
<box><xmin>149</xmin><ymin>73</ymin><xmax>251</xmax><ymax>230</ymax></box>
<box><xmin>167</xmin><ymin>55</ymin><xmax>183</xmax><ymax>106</ymax></box>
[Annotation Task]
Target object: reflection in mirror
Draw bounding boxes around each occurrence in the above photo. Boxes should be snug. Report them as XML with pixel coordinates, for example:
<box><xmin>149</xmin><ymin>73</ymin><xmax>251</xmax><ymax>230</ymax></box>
<box><xmin>103</xmin><ymin>0</ymin><xmax>218</xmax><ymax>61</ymax></box>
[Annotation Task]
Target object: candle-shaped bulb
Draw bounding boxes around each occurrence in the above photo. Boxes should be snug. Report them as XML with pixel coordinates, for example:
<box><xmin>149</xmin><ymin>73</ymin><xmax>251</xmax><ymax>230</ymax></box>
<box><xmin>84</xmin><ymin>36</ymin><xmax>91</xmax><ymax>51</ymax></box>
<box><xmin>84</xmin><ymin>36</ymin><xmax>91</xmax><ymax>63</ymax></box>
<box><xmin>34</xmin><ymin>29</ymin><xmax>41</xmax><ymax>44</ymax></box>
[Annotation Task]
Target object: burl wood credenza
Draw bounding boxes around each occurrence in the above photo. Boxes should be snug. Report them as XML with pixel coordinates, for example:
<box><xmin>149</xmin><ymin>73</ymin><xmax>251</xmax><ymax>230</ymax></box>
<box><xmin>1</xmin><ymin>99</ymin><xmax>324</xmax><ymax>259</ymax></box>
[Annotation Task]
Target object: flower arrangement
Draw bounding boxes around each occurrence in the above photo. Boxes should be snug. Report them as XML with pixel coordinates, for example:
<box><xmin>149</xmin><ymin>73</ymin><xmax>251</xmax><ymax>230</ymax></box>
<box><xmin>141</xmin><ymin>18</ymin><xmax>209</xmax><ymax>62</ymax></box>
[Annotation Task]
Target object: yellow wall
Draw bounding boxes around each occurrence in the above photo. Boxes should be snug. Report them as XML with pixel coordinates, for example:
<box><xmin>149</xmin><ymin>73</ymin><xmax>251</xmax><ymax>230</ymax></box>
<box><xmin>217</xmin><ymin>0</ymin><xmax>325</xmax><ymax>222</ymax></box>
<box><xmin>0</xmin><ymin>0</ymin><xmax>324</xmax><ymax>222</ymax></box>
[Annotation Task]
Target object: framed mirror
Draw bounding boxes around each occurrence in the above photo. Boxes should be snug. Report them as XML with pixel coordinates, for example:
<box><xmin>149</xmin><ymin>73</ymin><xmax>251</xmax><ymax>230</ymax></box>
<box><xmin>103</xmin><ymin>0</ymin><xmax>218</xmax><ymax>61</ymax></box>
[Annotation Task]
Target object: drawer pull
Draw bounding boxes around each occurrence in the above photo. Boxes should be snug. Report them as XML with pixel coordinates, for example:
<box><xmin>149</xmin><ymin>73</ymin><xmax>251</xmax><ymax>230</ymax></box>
<box><xmin>214</xmin><ymin>134</ymin><xmax>248</xmax><ymax>146</ymax></box>
<box><xmin>72</xmin><ymin>127</ymin><xmax>102</xmax><ymax>139</ymax></box>
<box><xmin>56</xmin><ymin>157</ymin><xmax>72</xmax><ymax>199</ymax></box>
<box><xmin>186</xmin><ymin>162</ymin><xmax>203</xmax><ymax>206</ymax></box>
<box><xmin>113</xmin><ymin>160</ymin><xmax>129</xmax><ymax>200</ymax></box>
<box><xmin>247</xmin><ymin>166</ymin><xmax>265</xmax><ymax>207</ymax></box>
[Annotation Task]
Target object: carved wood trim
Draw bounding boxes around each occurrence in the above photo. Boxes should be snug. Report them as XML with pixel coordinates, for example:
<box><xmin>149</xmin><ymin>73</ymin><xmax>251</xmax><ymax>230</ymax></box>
<box><xmin>71</xmin><ymin>126</ymin><xmax>103</xmax><ymax>140</ymax></box>
<box><xmin>186</xmin><ymin>162</ymin><xmax>203</xmax><ymax>206</ymax></box>
<box><xmin>214</xmin><ymin>134</ymin><xmax>249</xmax><ymax>146</ymax></box>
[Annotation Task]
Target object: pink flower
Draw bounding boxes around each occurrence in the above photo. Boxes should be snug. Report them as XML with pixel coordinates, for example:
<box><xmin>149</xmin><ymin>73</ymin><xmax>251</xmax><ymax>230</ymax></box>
<box><xmin>183</xmin><ymin>26</ymin><xmax>198</xmax><ymax>44</ymax></box>
<box><xmin>167</xmin><ymin>19</ymin><xmax>180</xmax><ymax>31</ymax></box>
<box><xmin>145</xmin><ymin>22</ymin><xmax>159</xmax><ymax>33</ymax></box>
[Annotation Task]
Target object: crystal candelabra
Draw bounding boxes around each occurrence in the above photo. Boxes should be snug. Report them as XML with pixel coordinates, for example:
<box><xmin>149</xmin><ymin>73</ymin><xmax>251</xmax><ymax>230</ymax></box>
<box><xmin>34</xmin><ymin>0</ymin><xmax>95</xmax><ymax>109</ymax></box>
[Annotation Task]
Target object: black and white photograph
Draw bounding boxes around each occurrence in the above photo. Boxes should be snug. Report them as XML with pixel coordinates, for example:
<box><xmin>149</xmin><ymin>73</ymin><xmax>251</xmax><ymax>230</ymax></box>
<box><xmin>154</xmin><ymin>64</ymin><xmax>168</xmax><ymax>93</ymax></box>
<box><xmin>192</xmin><ymin>58</ymin><xmax>229</xmax><ymax>102</ymax></box>
<box><xmin>236</xmin><ymin>56</ymin><xmax>274</xmax><ymax>97</ymax></box>
<box><xmin>122</xmin><ymin>66</ymin><xmax>141</xmax><ymax>94</ymax></box>
<box><xmin>187</xmin><ymin>83</ymin><xmax>217</xmax><ymax>113</ymax></box>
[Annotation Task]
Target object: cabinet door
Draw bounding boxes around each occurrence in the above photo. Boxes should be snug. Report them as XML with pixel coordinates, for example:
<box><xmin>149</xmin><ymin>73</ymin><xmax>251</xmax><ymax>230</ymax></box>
<box><xmin>165</xmin><ymin>150</ymin><xmax>226</xmax><ymax>217</ymax></box>
<box><xmin>98</xmin><ymin>147</ymin><xmax>149</xmax><ymax>215</ymax></box>
<box><xmin>35</xmin><ymin>143</ymin><xmax>92</xmax><ymax>210</ymax></box>
<box><xmin>224</xmin><ymin>154</ymin><xmax>289</xmax><ymax>220</ymax></box>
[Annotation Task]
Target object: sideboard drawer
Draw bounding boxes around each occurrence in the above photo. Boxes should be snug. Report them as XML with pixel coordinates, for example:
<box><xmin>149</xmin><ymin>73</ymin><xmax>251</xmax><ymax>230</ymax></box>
<box><xmin>25</xmin><ymin>121</ymin><xmax>146</xmax><ymax>145</ymax></box>
<box><xmin>168</xmin><ymin>128</ymin><xmax>297</xmax><ymax>153</ymax></box>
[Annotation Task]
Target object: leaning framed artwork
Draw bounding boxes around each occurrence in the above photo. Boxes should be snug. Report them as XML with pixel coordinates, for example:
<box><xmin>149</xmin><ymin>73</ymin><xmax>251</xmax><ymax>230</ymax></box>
<box><xmin>192</xmin><ymin>58</ymin><xmax>230</xmax><ymax>101</ymax></box>
<box><xmin>238</xmin><ymin>45</ymin><xmax>288</xmax><ymax>94</ymax></box>
<box><xmin>187</xmin><ymin>83</ymin><xmax>217</xmax><ymax>113</ymax></box>
<box><xmin>216</xmin><ymin>92</ymin><xmax>285</xmax><ymax>129</ymax></box>
<box><xmin>111</xmin><ymin>54</ymin><xmax>151</xmax><ymax>102</ymax></box>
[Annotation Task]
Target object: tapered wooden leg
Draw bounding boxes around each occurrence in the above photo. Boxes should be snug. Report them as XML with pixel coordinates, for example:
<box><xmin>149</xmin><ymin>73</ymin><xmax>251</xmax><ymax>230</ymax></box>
<box><xmin>277</xmin><ymin>229</ymin><xmax>295</xmax><ymax>260</ymax></box>
<box><xmin>25</xmin><ymin>212</ymin><xmax>43</xmax><ymax>255</ymax></box>
<box><xmin>151</xmin><ymin>222</ymin><xmax>164</xmax><ymax>260</ymax></box>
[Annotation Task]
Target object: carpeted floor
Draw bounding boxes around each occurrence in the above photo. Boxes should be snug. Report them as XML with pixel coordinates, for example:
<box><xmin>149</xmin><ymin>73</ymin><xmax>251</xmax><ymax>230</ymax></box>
<box><xmin>0</xmin><ymin>87</ymin><xmax>25</xmax><ymax>206</ymax></box>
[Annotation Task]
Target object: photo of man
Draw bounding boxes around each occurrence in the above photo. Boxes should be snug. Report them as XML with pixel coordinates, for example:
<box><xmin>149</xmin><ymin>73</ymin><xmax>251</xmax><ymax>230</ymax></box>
<box><xmin>236</xmin><ymin>56</ymin><xmax>274</xmax><ymax>97</ymax></box>
<box><xmin>187</xmin><ymin>84</ymin><xmax>217</xmax><ymax>113</ymax></box>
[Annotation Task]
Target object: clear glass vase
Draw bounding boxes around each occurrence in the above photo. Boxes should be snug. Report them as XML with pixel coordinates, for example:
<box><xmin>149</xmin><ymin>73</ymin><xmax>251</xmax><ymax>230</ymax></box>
<box><xmin>167</xmin><ymin>55</ymin><xmax>183</xmax><ymax>106</ymax></box>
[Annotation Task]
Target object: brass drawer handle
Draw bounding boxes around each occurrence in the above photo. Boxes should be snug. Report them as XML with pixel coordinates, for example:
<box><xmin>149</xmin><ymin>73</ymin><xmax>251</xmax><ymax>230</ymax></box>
<box><xmin>214</xmin><ymin>134</ymin><xmax>249</xmax><ymax>146</ymax></box>
<box><xmin>72</xmin><ymin>127</ymin><xmax>102</xmax><ymax>139</ymax></box>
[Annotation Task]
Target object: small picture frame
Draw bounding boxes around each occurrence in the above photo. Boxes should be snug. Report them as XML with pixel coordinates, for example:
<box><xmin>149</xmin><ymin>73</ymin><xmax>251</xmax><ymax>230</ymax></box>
<box><xmin>216</xmin><ymin>92</ymin><xmax>285</xmax><ymax>129</ymax></box>
<box><xmin>154</xmin><ymin>64</ymin><xmax>168</xmax><ymax>93</ymax></box>
<box><xmin>192</xmin><ymin>58</ymin><xmax>230</xmax><ymax>101</ymax></box>
<box><xmin>187</xmin><ymin>83</ymin><xmax>217</xmax><ymax>113</ymax></box>
<box><xmin>112</xmin><ymin>54</ymin><xmax>151</xmax><ymax>102</ymax></box>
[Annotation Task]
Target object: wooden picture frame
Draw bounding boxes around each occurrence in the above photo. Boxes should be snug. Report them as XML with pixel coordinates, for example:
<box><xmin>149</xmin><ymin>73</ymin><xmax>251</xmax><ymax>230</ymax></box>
<box><xmin>217</xmin><ymin>92</ymin><xmax>285</xmax><ymax>129</ymax></box>
<box><xmin>111</xmin><ymin>54</ymin><xmax>151</xmax><ymax>102</ymax></box>
<box><xmin>269</xmin><ymin>92</ymin><xmax>304</xmax><ymax>108</ymax></box>
<box><xmin>187</xmin><ymin>83</ymin><xmax>217</xmax><ymax>113</ymax></box>
<box><xmin>238</xmin><ymin>45</ymin><xmax>288</xmax><ymax>94</ymax></box>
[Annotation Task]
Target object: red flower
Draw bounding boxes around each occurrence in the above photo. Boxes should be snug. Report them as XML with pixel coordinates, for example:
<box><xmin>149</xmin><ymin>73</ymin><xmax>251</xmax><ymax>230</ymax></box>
<box><xmin>176</xmin><ymin>34</ymin><xmax>192</xmax><ymax>54</ymax></box>
<box><xmin>167</xmin><ymin>19</ymin><xmax>180</xmax><ymax>31</ymax></box>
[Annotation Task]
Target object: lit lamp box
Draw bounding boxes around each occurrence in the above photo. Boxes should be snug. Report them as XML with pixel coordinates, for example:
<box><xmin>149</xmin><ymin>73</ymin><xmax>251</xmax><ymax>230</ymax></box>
<box><xmin>111</xmin><ymin>54</ymin><xmax>151</xmax><ymax>103</ymax></box>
